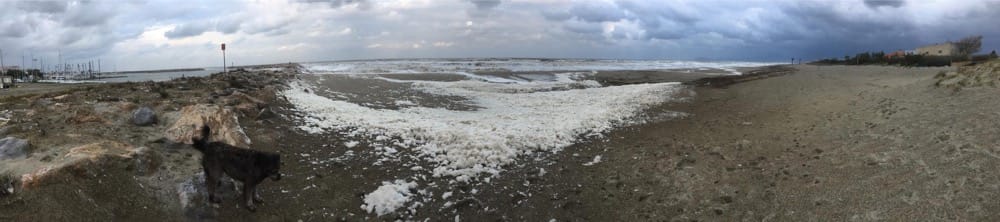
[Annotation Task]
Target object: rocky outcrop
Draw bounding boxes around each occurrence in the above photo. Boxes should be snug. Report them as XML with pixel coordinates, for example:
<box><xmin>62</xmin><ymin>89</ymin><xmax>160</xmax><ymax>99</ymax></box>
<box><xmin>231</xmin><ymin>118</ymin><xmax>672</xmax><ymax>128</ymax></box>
<box><xmin>19</xmin><ymin>141</ymin><xmax>156</xmax><ymax>190</ymax></box>
<box><xmin>163</xmin><ymin>104</ymin><xmax>252</xmax><ymax>148</ymax></box>
<box><xmin>132</xmin><ymin>107</ymin><xmax>158</xmax><ymax>126</ymax></box>
<box><xmin>0</xmin><ymin>137</ymin><xmax>29</xmax><ymax>160</ymax></box>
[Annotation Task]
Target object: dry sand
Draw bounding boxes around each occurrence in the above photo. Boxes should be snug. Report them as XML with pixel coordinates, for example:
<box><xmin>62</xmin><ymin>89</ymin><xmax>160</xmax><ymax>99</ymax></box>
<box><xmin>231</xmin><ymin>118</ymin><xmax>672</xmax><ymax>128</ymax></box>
<box><xmin>5</xmin><ymin>63</ymin><xmax>1000</xmax><ymax>221</ymax></box>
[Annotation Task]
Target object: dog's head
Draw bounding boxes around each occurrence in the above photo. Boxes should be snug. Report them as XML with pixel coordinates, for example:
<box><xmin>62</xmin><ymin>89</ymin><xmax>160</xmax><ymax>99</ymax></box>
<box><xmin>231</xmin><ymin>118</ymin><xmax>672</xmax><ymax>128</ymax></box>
<box><xmin>257</xmin><ymin>152</ymin><xmax>282</xmax><ymax>181</ymax></box>
<box><xmin>192</xmin><ymin>124</ymin><xmax>211</xmax><ymax>148</ymax></box>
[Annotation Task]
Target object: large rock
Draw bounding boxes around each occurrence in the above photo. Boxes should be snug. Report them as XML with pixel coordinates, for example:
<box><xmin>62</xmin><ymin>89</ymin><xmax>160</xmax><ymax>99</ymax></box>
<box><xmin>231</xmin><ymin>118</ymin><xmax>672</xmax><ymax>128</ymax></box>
<box><xmin>0</xmin><ymin>137</ymin><xmax>29</xmax><ymax>160</ymax></box>
<box><xmin>164</xmin><ymin>104</ymin><xmax>252</xmax><ymax>148</ymax></box>
<box><xmin>132</xmin><ymin>106</ymin><xmax>158</xmax><ymax>126</ymax></box>
<box><xmin>227</xmin><ymin>91</ymin><xmax>272</xmax><ymax>119</ymax></box>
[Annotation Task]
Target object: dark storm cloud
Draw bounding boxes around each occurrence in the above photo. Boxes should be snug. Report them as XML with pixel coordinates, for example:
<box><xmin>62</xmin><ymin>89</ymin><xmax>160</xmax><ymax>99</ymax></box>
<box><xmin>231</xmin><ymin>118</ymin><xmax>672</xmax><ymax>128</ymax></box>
<box><xmin>539</xmin><ymin>0</ymin><xmax>995</xmax><ymax>60</ymax></box>
<box><xmin>568</xmin><ymin>1</ymin><xmax>627</xmax><ymax>23</ymax></box>
<box><xmin>615</xmin><ymin>0</ymin><xmax>699</xmax><ymax>25</ymax></box>
<box><xmin>165</xmin><ymin>23</ymin><xmax>213</xmax><ymax>39</ymax></box>
<box><xmin>562</xmin><ymin>19</ymin><xmax>603</xmax><ymax>34</ymax></box>
<box><xmin>216</xmin><ymin>19</ymin><xmax>242</xmax><ymax>34</ymax></box>
<box><xmin>468</xmin><ymin>0</ymin><xmax>502</xmax><ymax>10</ymax></box>
<box><xmin>299</xmin><ymin>0</ymin><xmax>370</xmax><ymax>9</ymax></box>
<box><xmin>774</xmin><ymin>2</ymin><xmax>921</xmax><ymax>58</ymax></box>
<box><xmin>547</xmin><ymin>0</ymin><xmax>702</xmax><ymax>41</ymax></box>
<box><xmin>61</xmin><ymin>2</ymin><xmax>116</xmax><ymax>28</ymax></box>
<box><xmin>1</xmin><ymin>23</ymin><xmax>30</xmax><ymax>38</ymax></box>
<box><xmin>541</xmin><ymin>9</ymin><xmax>572</xmax><ymax>21</ymax></box>
<box><xmin>17</xmin><ymin>1</ymin><xmax>67</xmax><ymax>14</ymax></box>
<box><xmin>59</xmin><ymin>30</ymin><xmax>83</xmax><ymax>44</ymax></box>
<box><xmin>863</xmin><ymin>0</ymin><xmax>905</xmax><ymax>8</ymax></box>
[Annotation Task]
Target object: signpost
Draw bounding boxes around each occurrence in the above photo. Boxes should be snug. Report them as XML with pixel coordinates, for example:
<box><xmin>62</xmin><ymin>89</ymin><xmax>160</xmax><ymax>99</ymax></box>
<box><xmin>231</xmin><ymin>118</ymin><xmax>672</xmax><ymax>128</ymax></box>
<box><xmin>221</xmin><ymin>43</ymin><xmax>227</xmax><ymax>73</ymax></box>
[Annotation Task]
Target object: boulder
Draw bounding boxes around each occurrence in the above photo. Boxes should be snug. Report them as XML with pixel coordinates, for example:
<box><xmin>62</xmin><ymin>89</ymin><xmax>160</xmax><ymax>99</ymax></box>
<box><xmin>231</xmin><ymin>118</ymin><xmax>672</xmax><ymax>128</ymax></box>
<box><xmin>0</xmin><ymin>137</ymin><xmax>30</xmax><ymax>160</ymax></box>
<box><xmin>164</xmin><ymin>104</ymin><xmax>252</xmax><ymax>148</ymax></box>
<box><xmin>229</xmin><ymin>91</ymin><xmax>273</xmax><ymax>119</ymax></box>
<box><xmin>132</xmin><ymin>107</ymin><xmax>158</xmax><ymax>126</ymax></box>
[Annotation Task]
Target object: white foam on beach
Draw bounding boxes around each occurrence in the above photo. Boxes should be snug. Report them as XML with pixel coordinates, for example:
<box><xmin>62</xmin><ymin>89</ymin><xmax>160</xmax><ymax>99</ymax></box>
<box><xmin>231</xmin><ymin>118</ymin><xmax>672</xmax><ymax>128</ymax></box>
<box><xmin>583</xmin><ymin>155</ymin><xmax>602</xmax><ymax>166</ymax></box>
<box><xmin>282</xmin><ymin>77</ymin><xmax>686</xmax><ymax>180</ymax></box>
<box><xmin>361</xmin><ymin>179</ymin><xmax>418</xmax><ymax>216</ymax></box>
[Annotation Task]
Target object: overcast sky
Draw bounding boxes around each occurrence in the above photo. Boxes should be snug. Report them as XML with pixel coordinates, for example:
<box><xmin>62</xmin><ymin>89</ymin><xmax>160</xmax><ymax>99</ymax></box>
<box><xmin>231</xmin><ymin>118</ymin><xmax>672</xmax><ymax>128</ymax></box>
<box><xmin>0</xmin><ymin>0</ymin><xmax>997</xmax><ymax>71</ymax></box>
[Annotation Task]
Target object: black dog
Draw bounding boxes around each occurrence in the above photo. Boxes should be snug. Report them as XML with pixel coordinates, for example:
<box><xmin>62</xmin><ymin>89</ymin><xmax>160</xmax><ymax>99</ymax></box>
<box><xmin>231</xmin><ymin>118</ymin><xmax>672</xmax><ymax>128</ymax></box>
<box><xmin>192</xmin><ymin>125</ymin><xmax>281</xmax><ymax>212</ymax></box>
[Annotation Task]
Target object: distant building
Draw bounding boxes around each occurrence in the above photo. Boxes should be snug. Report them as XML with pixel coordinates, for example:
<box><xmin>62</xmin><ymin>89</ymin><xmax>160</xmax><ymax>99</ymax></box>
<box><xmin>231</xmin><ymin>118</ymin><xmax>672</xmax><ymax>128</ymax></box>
<box><xmin>916</xmin><ymin>42</ymin><xmax>958</xmax><ymax>56</ymax></box>
<box><xmin>885</xmin><ymin>50</ymin><xmax>907</xmax><ymax>59</ymax></box>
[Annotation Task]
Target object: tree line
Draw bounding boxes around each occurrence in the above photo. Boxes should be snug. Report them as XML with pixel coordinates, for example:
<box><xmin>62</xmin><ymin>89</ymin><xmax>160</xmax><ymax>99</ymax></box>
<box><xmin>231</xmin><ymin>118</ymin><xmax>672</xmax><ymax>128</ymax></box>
<box><xmin>811</xmin><ymin>35</ymin><xmax>995</xmax><ymax>66</ymax></box>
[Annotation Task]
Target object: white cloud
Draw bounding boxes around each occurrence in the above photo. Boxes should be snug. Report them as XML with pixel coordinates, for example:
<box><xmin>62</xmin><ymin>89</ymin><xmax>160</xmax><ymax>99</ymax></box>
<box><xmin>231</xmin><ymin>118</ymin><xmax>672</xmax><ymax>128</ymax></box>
<box><xmin>432</xmin><ymin>41</ymin><xmax>454</xmax><ymax>47</ymax></box>
<box><xmin>336</xmin><ymin>27</ymin><xmax>353</xmax><ymax>35</ymax></box>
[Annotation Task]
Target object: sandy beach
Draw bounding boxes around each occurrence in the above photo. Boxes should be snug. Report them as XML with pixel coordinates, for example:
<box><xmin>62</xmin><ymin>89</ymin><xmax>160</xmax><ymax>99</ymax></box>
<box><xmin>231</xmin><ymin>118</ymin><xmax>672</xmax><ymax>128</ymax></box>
<box><xmin>6</xmin><ymin>63</ymin><xmax>1000</xmax><ymax>221</ymax></box>
<box><xmin>499</xmin><ymin>64</ymin><xmax>998</xmax><ymax>221</ymax></box>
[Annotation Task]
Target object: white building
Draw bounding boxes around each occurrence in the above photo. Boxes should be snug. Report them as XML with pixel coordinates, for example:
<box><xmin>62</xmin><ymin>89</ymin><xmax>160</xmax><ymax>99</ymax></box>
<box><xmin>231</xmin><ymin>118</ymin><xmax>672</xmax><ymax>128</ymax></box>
<box><xmin>916</xmin><ymin>42</ymin><xmax>958</xmax><ymax>56</ymax></box>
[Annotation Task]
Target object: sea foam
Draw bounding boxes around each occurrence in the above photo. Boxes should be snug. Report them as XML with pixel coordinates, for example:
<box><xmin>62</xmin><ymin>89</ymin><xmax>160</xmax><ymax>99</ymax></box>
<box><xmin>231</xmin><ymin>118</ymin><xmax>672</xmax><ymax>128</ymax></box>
<box><xmin>282</xmin><ymin>75</ymin><xmax>686</xmax><ymax>181</ymax></box>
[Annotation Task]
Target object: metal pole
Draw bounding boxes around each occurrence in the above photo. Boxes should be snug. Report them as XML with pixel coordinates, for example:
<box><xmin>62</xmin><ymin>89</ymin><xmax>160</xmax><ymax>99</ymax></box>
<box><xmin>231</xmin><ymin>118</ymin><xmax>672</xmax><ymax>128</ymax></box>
<box><xmin>221</xmin><ymin>43</ymin><xmax>227</xmax><ymax>73</ymax></box>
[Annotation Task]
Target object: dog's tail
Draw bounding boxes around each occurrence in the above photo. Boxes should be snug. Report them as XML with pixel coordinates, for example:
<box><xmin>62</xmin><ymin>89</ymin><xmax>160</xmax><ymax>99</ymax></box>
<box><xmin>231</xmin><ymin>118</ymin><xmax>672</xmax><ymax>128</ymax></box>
<box><xmin>192</xmin><ymin>125</ymin><xmax>211</xmax><ymax>152</ymax></box>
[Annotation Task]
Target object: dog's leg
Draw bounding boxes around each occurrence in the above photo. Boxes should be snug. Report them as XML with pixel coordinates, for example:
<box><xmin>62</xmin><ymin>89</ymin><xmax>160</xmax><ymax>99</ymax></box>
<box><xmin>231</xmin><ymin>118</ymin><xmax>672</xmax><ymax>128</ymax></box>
<box><xmin>243</xmin><ymin>182</ymin><xmax>257</xmax><ymax>212</ymax></box>
<box><xmin>205</xmin><ymin>168</ymin><xmax>221</xmax><ymax>203</ymax></box>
